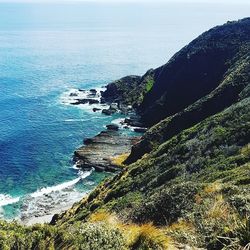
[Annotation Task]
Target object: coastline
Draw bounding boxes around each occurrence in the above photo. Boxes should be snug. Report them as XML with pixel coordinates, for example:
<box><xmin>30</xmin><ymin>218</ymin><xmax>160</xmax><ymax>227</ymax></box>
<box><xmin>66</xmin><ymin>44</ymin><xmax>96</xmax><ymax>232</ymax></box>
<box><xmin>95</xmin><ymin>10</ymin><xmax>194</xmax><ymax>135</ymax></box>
<box><xmin>21</xmin><ymin>203</ymin><xmax>76</xmax><ymax>226</ymax></box>
<box><xmin>17</xmin><ymin>86</ymin><xmax>145</xmax><ymax>226</ymax></box>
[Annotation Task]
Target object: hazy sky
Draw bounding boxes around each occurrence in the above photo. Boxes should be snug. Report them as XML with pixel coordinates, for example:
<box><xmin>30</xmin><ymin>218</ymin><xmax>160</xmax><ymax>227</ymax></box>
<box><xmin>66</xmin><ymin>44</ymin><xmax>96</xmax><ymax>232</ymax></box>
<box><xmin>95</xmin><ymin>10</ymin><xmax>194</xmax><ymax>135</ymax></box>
<box><xmin>0</xmin><ymin>0</ymin><xmax>249</xmax><ymax>3</ymax></box>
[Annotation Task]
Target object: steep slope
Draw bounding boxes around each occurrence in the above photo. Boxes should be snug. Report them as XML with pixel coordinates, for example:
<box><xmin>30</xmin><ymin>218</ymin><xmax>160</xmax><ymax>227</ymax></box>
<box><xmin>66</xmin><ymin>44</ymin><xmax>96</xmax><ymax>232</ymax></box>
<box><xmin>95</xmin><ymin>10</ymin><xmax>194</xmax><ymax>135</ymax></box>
<box><xmin>56</xmin><ymin>90</ymin><xmax>250</xmax><ymax>249</ymax></box>
<box><xmin>102</xmin><ymin>18</ymin><xmax>250</xmax><ymax>164</ymax></box>
<box><xmin>102</xmin><ymin>18</ymin><xmax>250</xmax><ymax>126</ymax></box>
<box><xmin>139</xmin><ymin>18</ymin><xmax>250</xmax><ymax>125</ymax></box>
<box><xmin>126</xmin><ymin>48</ymin><xmax>250</xmax><ymax>163</ymax></box>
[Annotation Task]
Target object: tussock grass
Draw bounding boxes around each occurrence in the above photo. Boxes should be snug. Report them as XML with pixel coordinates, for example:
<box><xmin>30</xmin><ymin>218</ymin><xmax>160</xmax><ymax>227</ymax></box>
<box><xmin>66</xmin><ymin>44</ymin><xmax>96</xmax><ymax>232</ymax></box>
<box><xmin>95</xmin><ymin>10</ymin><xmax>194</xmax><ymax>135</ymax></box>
<box><xmin>88</xmin><ymin>211</ymin><xmax>174</xmax><ymax>249</ymax></box>
<box><xmin>111</xmin><ymin>153</ymin><xmax>130</xmax><ymax>166</ymax></box>
<box><xmin>125</xmin><ymin>223</ymin><xmax>174</xmax><ymax>250</ymax></box>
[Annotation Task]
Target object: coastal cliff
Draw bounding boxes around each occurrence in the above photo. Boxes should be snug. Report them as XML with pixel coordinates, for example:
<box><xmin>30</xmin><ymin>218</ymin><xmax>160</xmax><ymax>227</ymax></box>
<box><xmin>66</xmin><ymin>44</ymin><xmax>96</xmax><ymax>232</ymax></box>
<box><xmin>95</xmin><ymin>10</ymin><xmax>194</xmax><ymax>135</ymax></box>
<box><xmin>0</xmin><ymin>18</ymin><xmax>249</xmax><ymax>250</ymax></box>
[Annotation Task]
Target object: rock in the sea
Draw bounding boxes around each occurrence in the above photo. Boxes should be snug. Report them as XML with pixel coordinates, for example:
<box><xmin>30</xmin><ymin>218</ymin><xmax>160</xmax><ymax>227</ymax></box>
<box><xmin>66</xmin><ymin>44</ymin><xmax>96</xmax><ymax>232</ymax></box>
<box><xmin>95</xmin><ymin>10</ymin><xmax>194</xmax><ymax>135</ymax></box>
<box><xmin>88</xmin><ymin>99</ymin><xmax>99</xmax><ymax>104</ymax></box>
<box><xmin>124</xmin><ymin>118</ymin><xmax>144</xmax><ymax>127</ymax></box>
<box><xmin>102</xmin><ymin>109</ymin><xmax>115</xmax><ymax>115</ymax></box>
<box><xmin>106</xmin><ymin>124</ymin><xmax>119</xmax><ymax>131</ymax></box>
<box><xmin>69</xmin><ymin>93</ymin><xmax>78</xmax><ymax>97</ymax></box>
<box><xmin>71</xmin><ymin>99</ymin><xmax>89</xmax><ymax>105</ymax></box>
<box><xmin>90</xmin><ymin>89</ymin><xmax>97</xmax><ymax>94</ymax></box>
<box><xmin>134</xmin><ymin>128</ymin><xmax>147</xmax><ymax>133</ymax></box>
<box><xmin>93</xmin><ymin>108</ymin><xmax>101</xmax><ymax>112</ymax></box>
<box><xmin>110</xmin><ymin>103</ymin><xmax>118</xmax><ymax>110</ymax></box>
<box><xmin>71</xmin><ymin>98</ymin><xmax>99</xmax><ymax>105</ymax></box>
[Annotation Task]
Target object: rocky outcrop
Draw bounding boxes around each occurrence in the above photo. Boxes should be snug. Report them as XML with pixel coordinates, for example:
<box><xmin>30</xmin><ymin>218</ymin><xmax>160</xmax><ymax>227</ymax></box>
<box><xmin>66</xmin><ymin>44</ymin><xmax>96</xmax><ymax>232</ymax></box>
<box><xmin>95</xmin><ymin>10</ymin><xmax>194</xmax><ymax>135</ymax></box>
<box><xmin>101</xmin><ymin>75</ymin><xmax>141</xmax><ymax>104</ymax></box>
<box><xmin>74</xmin><ymin>130</ymin><xmax>140</xmax><ymax>172</ymax></box>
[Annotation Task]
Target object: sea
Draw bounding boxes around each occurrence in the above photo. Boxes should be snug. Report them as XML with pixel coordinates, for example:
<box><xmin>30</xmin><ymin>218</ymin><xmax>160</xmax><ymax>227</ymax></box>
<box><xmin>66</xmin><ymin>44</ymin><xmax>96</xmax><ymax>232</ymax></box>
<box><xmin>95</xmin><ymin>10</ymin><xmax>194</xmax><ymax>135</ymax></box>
<box><xmin>0</xmin><ymin>1</ymin><xmax>249</xmax><ymax>221</ymax></box>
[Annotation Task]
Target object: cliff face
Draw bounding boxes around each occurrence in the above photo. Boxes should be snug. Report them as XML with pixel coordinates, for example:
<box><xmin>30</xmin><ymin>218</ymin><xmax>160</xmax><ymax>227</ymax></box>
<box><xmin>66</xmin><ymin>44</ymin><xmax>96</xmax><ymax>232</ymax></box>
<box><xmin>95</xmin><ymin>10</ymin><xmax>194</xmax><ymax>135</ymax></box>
<box><xmin>126</xmin><ymin>48</ymin><xmax>250</xmax><ymax>163</ymax></box>
<box><xmin>139</xmin><ymin>18</ymin><xmax>250</xmax><ymax>125</ymax></box>
<box><xmin>102</xmin><ymin>18</ymin><xmax>250</xmax><ymax>164</ymax></box>
<box><xmin>102</xmin><ymin>19</ymin><xmax>250</xmax><ymax>125</ymax></box>
<box><xmin>0</xmin><ymin>18</ymin><xmax>249</xmax><ymax>250</ymax></box>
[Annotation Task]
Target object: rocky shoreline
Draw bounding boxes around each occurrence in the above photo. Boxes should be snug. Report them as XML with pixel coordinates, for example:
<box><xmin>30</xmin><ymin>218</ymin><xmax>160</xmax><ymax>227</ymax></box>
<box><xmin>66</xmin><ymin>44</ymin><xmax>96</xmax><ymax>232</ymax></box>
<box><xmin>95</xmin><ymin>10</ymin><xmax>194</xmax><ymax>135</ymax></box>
<box><xmin>66</xmin><ymin>87</ymin><xmax>147</xmax><ymax>172</ymax></box>
<box><xmin>74</xmin><ymin>129</ymin><xmax>140</xmax><ymax>172</ymax></box>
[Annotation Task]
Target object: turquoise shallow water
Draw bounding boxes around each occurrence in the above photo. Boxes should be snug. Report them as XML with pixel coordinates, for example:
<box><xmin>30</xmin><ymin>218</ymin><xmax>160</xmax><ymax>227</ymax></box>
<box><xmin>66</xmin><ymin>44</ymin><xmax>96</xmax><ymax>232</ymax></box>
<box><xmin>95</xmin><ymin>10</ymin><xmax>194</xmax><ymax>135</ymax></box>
<box><xmin>0</xmin><ymin>2</ymin><xmax>249</xmax><ymax>220</ymax></box>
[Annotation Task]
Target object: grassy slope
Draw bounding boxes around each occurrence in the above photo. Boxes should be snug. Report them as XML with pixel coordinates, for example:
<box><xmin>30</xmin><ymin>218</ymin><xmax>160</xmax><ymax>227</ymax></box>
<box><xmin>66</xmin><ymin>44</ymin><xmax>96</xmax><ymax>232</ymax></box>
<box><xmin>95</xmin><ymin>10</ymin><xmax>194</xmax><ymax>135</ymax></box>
<box><xmin>56</xmin><ymin>94</ymin><xmax>249</xmax><ymax>248</ymax></box>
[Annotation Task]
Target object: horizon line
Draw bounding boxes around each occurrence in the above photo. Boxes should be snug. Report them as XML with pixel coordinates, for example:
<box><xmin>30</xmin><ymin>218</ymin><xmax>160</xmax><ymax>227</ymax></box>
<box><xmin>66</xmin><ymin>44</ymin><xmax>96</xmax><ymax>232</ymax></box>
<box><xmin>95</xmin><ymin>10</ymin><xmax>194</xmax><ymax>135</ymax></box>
<box><xmin>0</xmin><ymin>0</ymin><xmax>250</xmax><ymax>4</ymax></box>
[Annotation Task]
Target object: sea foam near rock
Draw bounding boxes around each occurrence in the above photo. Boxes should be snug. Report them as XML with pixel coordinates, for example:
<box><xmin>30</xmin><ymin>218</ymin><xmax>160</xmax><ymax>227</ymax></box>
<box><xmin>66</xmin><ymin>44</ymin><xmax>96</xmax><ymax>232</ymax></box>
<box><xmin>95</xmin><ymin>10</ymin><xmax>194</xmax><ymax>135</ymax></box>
<box><xmin>19</xmin><ymin>169</ymin><xmax>93</xmax><ymax>222</ymax></box>
<box><xmin>0</xmin><ymin>194</ymin><xmax>20</xmax><ymax>207</ymax></box>
<box><xmin>59</xmin><ymin>88</ymin><xmax>109</xmax><ymax>112</ymax></box>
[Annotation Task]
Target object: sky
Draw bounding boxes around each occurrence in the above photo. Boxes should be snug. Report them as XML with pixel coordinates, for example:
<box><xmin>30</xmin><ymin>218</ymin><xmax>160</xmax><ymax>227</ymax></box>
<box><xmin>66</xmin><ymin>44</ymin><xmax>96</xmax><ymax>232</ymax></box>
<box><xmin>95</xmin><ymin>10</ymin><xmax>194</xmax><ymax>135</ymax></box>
<box><xmin>0</xmin><ymin>0</ymin><xmax>249</xmax><ymax>3</ymax></box>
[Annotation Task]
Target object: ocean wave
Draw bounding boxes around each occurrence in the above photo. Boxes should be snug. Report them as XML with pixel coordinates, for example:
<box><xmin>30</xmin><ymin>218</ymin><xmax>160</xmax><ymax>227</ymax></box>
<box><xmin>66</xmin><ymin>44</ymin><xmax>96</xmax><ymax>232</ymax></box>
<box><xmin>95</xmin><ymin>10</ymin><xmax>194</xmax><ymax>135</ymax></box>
<box><xmin>30</xmin><ymin>169</ymin><xmax>93</xmax><ymax>198</ymax></box>
<box><xmin>0</xmin><ymin>194</ymin><xmax>20</xmax><ymax>207</ymax></box>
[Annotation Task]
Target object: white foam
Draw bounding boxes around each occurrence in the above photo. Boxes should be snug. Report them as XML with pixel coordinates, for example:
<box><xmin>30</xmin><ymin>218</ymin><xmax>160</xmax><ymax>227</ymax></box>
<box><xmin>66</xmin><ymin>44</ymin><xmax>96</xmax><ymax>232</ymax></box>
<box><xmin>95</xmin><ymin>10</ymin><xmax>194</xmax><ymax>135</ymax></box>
<box><xmin>59</xmin><ymin>87</ymin><xmax>109</xmax><ymax>113</ymax></box>
<box><xmin>64</xmin><ymin>118</ymin><xmax>89</xmax><ymax>122</ymax></box>
<box><xmin>30</xmin><ymin>169</ymin><xmax>92</xmax><ymax>198</ymax></box>
<box><xmin>0</xmin><ymin>194</ymin><xmax>20</xmax><ymax>207</ymax></box>
<box><xmin>111</xmin><ymin>118</ymin><xmax>125</xmax><ymax>126</ymax></box>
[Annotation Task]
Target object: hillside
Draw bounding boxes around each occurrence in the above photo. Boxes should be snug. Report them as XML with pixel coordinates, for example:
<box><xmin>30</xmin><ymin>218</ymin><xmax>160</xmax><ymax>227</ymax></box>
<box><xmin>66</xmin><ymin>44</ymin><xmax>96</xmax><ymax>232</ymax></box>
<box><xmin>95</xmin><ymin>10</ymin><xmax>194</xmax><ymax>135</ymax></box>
<box><xmin>0</xmin><ymin>18</ymin><xmax>249</xmax><ymax>250</ymax></box>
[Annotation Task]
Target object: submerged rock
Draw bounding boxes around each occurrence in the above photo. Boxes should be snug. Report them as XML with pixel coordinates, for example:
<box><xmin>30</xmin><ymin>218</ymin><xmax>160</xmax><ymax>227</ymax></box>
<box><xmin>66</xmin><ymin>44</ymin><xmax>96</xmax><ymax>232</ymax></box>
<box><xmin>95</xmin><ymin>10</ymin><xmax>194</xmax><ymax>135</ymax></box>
<box><xmin>106</xmin><ymin>124</ymin><xmax>119</xmax><ymax>131</ymax></box>
<box><xmin>102</xmin><ymin>109</ymin><xmax>115</xmax><ymax>115</ymax></box>
<box><xmin>71</xmin><ymin>98</ymin><xmax>99</xmax><ymax>105</ymax></box>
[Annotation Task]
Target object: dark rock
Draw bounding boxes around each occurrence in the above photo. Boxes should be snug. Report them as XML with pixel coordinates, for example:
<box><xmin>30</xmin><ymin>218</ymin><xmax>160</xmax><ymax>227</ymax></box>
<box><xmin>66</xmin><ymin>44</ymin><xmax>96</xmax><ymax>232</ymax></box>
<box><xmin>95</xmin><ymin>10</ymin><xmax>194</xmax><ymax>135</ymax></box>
<box><xmin>78</xmin><ymin>89</ymin><xmax>85</xmax><ymax>92</ymax></box>
<box><xmin>51</xmin><ymin>214</ymin><xmax>60</xmax><ymax>225</ymax></box>
<box><xmin>134</xmin><ymin>128</ymin><xmax>147</xmax><ymax>133</ymax></box>
<box><xmin>100</xmin><ymin>97</ymin><xmax>106</xmax><ymax>104</ymax></box>
<box><xmin>106</xmin><ymin>124</ymin><xmax>119</xmax><ymax>131</ymax></box>
<box><xmin>69</xmin><ymin>93</ymin><xmax>78</xmax><ymax>97</ymax></box>
<box><xmin>71</xmin><ymin>99</ymin><xmax>99</xmax><ymax>105</ymax></box>
<box><xmin>124</xmin><ymin>118</ymin><xmax>144</xmax><ymax>127</ymax></box>
<box><xmin>88</xmin><ymin>99</ymin><xmax>99</xmax><ymax>104</ymax></box>
<box><xmin>71</xmin><ymin>99</ymin><xmax>89</xmax><ymax>105</ymax></box>
<box><xmin>101</xmin><ymin>75</ymin><xmax>141</xmax><ymax>104</ymax></box>
<box><xmin>93</xmin><ymin>108</ymin><xmax>101</xmax><ymax>112</ymax></box>
<box><xmin>102</xmin><ymin>109</ymin><xmax>115</xmax><ymax>115</ymax></box>
<box><xmin>84</xmin><ymin>138</ymin><xmax>94</xmax><ymax>145</ymax></box>
<box><xmin>90</xmin><ymin>89</ymin><xmax>97</xmax><ymax>94</ymax></box>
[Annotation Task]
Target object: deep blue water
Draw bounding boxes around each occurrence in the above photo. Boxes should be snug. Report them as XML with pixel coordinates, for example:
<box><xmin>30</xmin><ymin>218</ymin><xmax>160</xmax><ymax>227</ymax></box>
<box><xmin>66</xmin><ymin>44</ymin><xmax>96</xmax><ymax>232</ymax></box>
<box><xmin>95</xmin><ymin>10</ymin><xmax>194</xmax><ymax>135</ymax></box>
<box><xmin>0</xmin><ymin>1</ymin><xmax>249</xmax><ymax>220</ymax></box>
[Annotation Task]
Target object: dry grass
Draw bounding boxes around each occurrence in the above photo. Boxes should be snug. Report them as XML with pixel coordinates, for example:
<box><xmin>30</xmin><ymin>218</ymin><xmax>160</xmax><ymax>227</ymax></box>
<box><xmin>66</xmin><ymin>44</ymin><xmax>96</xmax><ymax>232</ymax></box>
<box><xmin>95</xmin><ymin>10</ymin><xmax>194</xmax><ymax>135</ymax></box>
<box><xmin>125</xmin><ymin>223</ymin><xmax>174</xmax><ymax>250</ymax></box>
<box><xmin>165</xmin><ymin>220</ymin><xmax>198</xmax><ymax>247</ymax></box>
<box><xmin>88</xmin><ymin>211</ymin><xmax>174</xmax><ymax>249</ymax></box>
<box><xmin>203</xmin><ymin>182</ymin><xmax>222</xmax><ymax>194</ymax></box>
<box><xmin>166</xmin><ymin>219</ymin><xmax>195</xmax><ymax>232</ymax></box>
<box><xmin>111</xmin><ymin>153</ymin><xmax>130</xmax><ymax>166</ymax></box>
<box><xmin>89</xmin><ymin>211</ymin><xmax>118</xmax><ymax>225</ymax></box>
<box><xmin>206</xmin><ymin>194</ymin><xmax>233</xmax><ymax>221</ymax></box>
<box><xmin>241</xmin><ymin>143</ymin><xmax>250</xmax><ymax>157</ymax></box>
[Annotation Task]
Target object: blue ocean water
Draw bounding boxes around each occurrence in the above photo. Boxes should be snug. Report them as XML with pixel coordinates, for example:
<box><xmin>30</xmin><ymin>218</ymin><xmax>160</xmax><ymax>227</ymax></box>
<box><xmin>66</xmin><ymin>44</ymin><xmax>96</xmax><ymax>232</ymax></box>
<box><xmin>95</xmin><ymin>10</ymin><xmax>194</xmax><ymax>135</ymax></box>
<box><xmin>0</xmin><ymin>2</ymin><xmax>249</xmax><ymax>221</ymax></box>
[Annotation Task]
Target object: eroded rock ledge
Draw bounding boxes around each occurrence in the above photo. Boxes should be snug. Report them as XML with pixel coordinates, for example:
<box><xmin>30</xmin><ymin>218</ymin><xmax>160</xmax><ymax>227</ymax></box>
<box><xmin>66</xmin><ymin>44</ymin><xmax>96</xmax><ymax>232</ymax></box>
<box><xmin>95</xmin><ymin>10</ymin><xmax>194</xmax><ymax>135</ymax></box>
<box><xmin>74</xmin><ymin>130</ymin><xmax>140</xmax><ymax>172</ymax></box>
